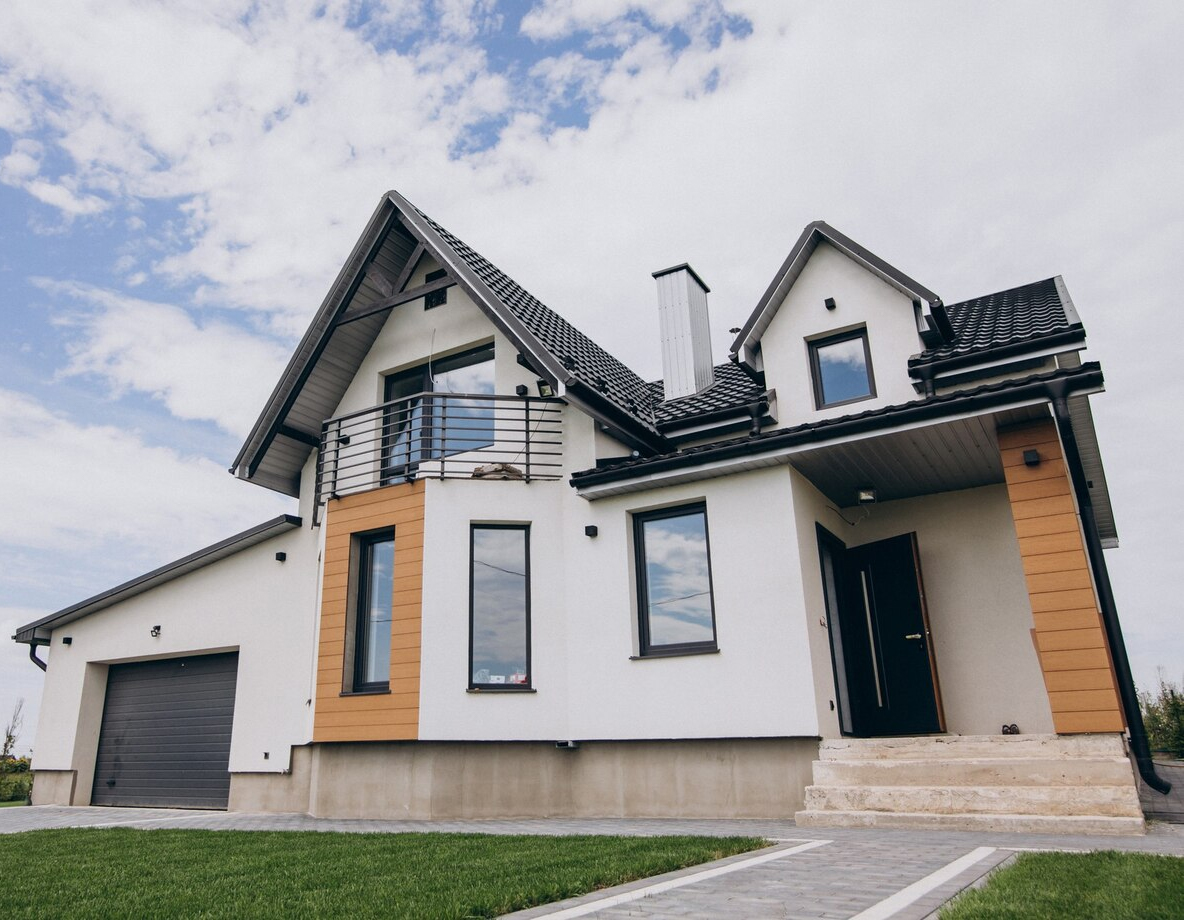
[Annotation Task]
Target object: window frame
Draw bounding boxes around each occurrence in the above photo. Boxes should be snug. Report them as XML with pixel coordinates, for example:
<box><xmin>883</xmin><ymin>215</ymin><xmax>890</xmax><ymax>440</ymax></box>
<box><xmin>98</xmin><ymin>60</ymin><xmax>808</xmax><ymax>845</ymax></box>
<box><xmin>468</xmin><ymin>523</ymin><xmax>533</xmax><ymax>691</ymax></box>
<box><xmin>808</xmin><ymin>327</ymin><xmax>877</xmax><ymax>410</ymax></box>
<box><xmin>633</xmin><ymin>502</ymin><xmax>719</xmax><ymax>658</ymax></box>
<box><xmin>349</xmin><ymin>528</ymin><xmax>395</xmax><ymax>694</ymax></box>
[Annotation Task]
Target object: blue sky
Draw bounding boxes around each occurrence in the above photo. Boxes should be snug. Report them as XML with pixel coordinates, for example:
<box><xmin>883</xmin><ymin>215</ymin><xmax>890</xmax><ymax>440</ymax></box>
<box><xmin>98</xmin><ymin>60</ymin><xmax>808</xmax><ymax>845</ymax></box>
<box><xmin>2</xmin><ymin>1</ymin><xmax>1183</xmax><ymax>755</ymax></box>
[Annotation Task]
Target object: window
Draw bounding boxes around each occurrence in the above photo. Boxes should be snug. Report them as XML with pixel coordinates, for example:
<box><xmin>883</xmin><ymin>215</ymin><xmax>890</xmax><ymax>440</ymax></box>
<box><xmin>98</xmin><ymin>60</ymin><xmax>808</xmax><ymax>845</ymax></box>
<box><xmin>351</xmin><ymin>530</ymin><xmax>394</xmax><ymax>692</ymax></box>
<box><xmin>382</xmin><ymin>343</ymin><xmax>495</xmax><ymax>479</ymax></box>
<box><xmin>634</xmin><ymin>503</ymin><xmax>717</xmax><ymax>656</ymax></box>
<box><xmin>469</xmin><ymin>525</ymin><xmax>531</xmax><ymax>689</ymax></box>
<box><xmin>809</xmin><ymin>329</ymin><xmax>875</xmax><ymax>408</ymax></box>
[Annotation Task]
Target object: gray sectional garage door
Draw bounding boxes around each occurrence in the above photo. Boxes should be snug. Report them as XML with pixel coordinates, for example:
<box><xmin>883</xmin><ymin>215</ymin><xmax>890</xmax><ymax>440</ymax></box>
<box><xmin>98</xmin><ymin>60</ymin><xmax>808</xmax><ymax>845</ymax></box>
<box><xmin>91</xmin><ymin>652</ymin><xmax>239</xmax><ymax>809</ymax></box>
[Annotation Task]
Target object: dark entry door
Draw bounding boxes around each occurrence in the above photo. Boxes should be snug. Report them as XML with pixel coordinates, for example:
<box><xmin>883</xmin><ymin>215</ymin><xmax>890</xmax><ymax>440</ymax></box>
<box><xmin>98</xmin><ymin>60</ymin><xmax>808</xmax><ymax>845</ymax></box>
<box><xmin>92</xmin><ymin>652</ymin><xmax>239</xmax><ymax>808</ymax></box>
<box><xmin>818</xmin><ymin>529</ymin><xmax>943</xmax><ymax>737</ymax></box>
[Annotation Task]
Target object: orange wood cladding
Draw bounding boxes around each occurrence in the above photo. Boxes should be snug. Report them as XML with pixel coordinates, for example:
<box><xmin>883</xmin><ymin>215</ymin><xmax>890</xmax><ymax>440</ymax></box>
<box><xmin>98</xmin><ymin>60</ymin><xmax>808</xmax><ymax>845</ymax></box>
<box><xmin>998</xmin><ymin>420</ymin><xmax>1124</xmax><ymax>734</ymax></box>
<box><xmin>313</xmin><ymin>481</ymin><xmax>425</xmax><ymax>742</ymax></box>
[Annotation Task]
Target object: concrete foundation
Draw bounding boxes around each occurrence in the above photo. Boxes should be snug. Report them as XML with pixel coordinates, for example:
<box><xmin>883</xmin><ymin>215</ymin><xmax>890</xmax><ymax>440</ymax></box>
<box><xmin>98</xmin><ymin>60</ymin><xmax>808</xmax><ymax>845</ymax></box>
<box><xmin>233</xmin><ymin>737</ymin><xmax>820</xmax><ymax>819</ymax></box>
<box><xmin>30</xmin><ymin>770</ymin><xmax>77</xmax><ymax>806</ymax></box>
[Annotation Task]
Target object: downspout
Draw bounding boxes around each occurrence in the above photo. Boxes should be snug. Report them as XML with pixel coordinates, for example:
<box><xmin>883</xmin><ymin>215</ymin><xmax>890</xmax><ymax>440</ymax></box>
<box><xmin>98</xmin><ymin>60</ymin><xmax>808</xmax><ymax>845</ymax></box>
<box><xmin>28</xmin><ymin>642</ymin><xmax>47</xmax><ymax>672</ymax></box>
<box><xmin>1047</xmin><ymin>381</ymin><xmax>1170</xmax><ymax>794</ymax></box>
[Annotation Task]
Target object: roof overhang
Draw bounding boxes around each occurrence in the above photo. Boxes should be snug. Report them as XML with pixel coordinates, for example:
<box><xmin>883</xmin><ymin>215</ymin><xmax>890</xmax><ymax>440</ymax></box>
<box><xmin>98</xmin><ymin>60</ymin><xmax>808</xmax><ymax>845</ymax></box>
<box><xmin>571</xmin><ymin>364</ymin><xmax>1105</xmax><ymax>500</ymax></box>
<box><xmin>729</xmin><ymin>221</ymin><xmax>942</xmax><ymax>371</ymax></box>
<box><xmin>12</xmin><ymin>515</ymin><xmax>302</xmax><ymax>645</ymax></box>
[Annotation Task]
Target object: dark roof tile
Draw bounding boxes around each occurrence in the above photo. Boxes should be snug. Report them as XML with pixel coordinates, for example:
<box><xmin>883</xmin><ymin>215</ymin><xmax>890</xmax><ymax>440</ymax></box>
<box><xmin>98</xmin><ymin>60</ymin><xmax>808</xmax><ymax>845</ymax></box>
<box><xmin>650</xmin><ymin>362</ymin><xmax>765</xmax><ymax>426</ymax></box>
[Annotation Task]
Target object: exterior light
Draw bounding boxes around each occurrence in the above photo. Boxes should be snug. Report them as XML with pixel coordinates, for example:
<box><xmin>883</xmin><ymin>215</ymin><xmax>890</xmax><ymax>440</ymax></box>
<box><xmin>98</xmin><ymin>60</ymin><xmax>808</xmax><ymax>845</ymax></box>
<box><xmin>150</xmin><ymin>625</ymin><xmax>161</xmax><ymax>637</ymax></box>
<box><xmin>275</xmin><ymin>552</ymin><xmax>287</xmax><ymax>563</ymax></box>
<box><xmin>1023</xmin><ymin>449</ymin><xmax>1041</xmax><ymax>467</ymax></box>
<box><xmin>584</xmin><ymin>525</ymin><xmax>598</xmax><ymax>538</ymax></box>
<box><xmin>824</xmin><ymin>297</ymin><xmax>837</xmax><ymax>310</ymax></box>
<box><xmin>536</xmin><ymin>379</ymin><xmax>555</xmax><ymax>398</ymax></box>
<box><xmin>515</xmin><ymin>384</ymin><xmax>528</xmax><ymax>397</ymax></box>
<box><xmin>857</xmin><ymin>488</ymin><xmax>877</xmax><ymax>505</ymax></box>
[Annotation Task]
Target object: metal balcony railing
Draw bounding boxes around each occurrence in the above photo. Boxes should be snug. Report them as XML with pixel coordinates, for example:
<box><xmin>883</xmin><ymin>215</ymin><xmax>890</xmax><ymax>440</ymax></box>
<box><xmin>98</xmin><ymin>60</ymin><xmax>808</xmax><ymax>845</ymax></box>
<box><xmin>313</xmin><ymin>392</ymin><xmax>564</xmax><ymax>520</ymax></box>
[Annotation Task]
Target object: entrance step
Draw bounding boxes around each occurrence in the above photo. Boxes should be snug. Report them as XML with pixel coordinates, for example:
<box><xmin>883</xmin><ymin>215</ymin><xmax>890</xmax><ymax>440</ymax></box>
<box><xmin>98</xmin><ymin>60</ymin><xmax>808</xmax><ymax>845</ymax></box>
<box><xmin>796</xmin><ymin>734</ymin><xmax>1145</xmax><ymax>835</ymax></box>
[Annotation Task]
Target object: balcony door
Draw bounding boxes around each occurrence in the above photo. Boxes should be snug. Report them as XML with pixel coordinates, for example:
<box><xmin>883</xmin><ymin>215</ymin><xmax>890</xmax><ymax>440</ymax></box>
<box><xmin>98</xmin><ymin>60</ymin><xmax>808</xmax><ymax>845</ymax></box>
<box><xmin>382</xmin><ymin>344</ymin><xmax>494</xmax><ymax>479</ymax></box>
<box><xmin>817</xmin><ymin>526</ymin><xmax>944</xmax><ymax>737</ymax></box>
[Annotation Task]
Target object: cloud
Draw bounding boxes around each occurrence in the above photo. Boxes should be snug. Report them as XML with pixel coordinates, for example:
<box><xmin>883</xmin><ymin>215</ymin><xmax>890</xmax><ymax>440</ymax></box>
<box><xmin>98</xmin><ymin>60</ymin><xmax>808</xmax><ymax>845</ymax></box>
<box><xmin>36</xmin><ymin>280</ymin><xmax>290</xmax><ymax>437</ymax></box>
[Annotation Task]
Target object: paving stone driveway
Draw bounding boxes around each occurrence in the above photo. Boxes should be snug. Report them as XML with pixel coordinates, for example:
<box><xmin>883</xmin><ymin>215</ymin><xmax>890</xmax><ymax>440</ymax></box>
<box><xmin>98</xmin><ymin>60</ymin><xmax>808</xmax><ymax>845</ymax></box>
<box><xmin>3</xmin><ymin>807</ymin><xmax>1182</xmax><ymax>919</ymax></box>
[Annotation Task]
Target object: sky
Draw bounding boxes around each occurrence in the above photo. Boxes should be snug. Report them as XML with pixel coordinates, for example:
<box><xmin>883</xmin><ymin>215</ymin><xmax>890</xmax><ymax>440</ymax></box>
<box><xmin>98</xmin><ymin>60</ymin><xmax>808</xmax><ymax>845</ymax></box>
<box><xmin>2</xmin><ymin>0</ymin><xmax>1183</xmax><ymax>757</ymax></box>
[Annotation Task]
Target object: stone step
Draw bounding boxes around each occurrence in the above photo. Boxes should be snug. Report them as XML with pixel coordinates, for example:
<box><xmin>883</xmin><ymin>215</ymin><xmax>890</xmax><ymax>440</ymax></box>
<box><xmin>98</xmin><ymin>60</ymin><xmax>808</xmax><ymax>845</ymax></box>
<box><xmin>812</xmin><ymin>757</ymin><xmax>1136</xmax><ymax>788</ymax></box>
<box><xmin>794</xmin><ymin>809</ymin><xmax>1146</xmax><ymax>836</ymax></box>
<box><xmin>819</xmin><ymin>734</ymin><xmax>1126</xmax><ymax>761</ymax></box>
<box><xmin>803</xmin><ymin>783</ymin><xmax>1144</xmax><ymax>818</ymax></box>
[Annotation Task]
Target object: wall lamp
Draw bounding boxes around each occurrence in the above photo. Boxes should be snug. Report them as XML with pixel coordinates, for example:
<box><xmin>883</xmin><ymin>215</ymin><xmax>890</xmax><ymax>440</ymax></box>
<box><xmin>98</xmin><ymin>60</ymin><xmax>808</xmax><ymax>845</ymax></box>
<box><xmin>515</xmin><ymin>384</ymin><xmax>529</xmax><ymax>397</ymax></box>
<box><xmin>1023</xmin><ymin>449</ymin><xmax>1041</xmax><ymax>467</ymax></box>
<box><xmin>824</xmin><ymin>297</ymin><xmax>837</xmax><ymax>311</ymax></box>
<box><xmin>536</xmin><ymin>379</ymin><xmax>555</xmax><ymax>399</ymax></box>
<box><xmin>584</xmin><ymin>525</ymin><xmax>598</xmax><ymax>538</ymax></box>
<box><xmin>856</xmin><ymin>488</ymin><xmax>878</xmax><ymax>505</ymax></box>
<box><xmin>150</xmin><ymin>625</ymin><xmax>162</xmax><ymax>638</ymax></box>
<box><xmin>62</xmin><ymin>636</ymin><xmax>72</xmax><ymax>645</ymax></box>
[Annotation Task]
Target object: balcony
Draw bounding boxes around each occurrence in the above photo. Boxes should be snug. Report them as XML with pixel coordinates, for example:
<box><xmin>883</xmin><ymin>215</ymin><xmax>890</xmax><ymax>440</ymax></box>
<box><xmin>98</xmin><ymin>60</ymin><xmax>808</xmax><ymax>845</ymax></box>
<box><xmin>314</xmin><ymin>392</ymin><xmax>564</xmax><ymax>518</ymax></box>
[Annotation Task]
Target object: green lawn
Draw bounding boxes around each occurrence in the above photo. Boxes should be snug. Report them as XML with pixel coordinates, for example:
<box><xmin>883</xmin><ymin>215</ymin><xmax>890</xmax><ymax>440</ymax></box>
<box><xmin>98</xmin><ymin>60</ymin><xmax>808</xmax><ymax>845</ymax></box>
<box><xmin>0</xmin><ymin>800</ymin><xmax>27</xmax><ymax>807</ymax></box>
<box><xmin>941</xmin><ymin>850</ymin><xmax>1184</xmax><ymax>920</ymax></box>
<box><xmin>0</xmin><ymin>828</ymin><xmax>764</xmax><ymax>919</ymax></box>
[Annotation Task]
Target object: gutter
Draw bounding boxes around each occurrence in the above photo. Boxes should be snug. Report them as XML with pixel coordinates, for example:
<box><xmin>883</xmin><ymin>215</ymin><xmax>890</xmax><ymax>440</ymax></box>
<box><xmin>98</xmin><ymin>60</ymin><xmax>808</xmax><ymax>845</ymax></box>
<box><xmin>1047</xmin><ymin>380</ymin><xmax>1170</xmax><ymax>795</ymax></box>
<box><xmin>908</xmin><ymin>327</ymin><xmax>1085</xmax><ymax>378</ymax></box>
<box><xmin>28</xmin><ymin>642</ymin><xmax>47</xmax><ymax>672</ymax></box>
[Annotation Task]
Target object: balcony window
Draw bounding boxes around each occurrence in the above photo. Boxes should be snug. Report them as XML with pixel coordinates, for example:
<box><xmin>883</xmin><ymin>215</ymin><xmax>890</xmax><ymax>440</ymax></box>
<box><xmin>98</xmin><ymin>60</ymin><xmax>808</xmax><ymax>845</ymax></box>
<box><xmin>382</xmin><ymin>343</ymin><xmax>495</xmax><ymax>478</ymax></box>
<box><xmin>470</xmin><ymin>524</ymin><xmax>531</xmax><ymax>689</ymax></box>
<box><xmin>634</xmin><ymin>503</ymin><xmax>717</xmax><ymax>657</ymax></box>
<box><xmin>809</xmin><ymin>329</ymin><xmax>876</xmax><ymax>408</ymax></box>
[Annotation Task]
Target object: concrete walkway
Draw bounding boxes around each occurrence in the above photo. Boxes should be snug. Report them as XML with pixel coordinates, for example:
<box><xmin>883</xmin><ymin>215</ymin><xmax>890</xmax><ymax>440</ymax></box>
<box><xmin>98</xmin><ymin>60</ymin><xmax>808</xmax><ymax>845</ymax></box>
<box><xmin>2</xmin><ymin>807</ymin><xmax>1182</xmax><ymax>919</ymax></box>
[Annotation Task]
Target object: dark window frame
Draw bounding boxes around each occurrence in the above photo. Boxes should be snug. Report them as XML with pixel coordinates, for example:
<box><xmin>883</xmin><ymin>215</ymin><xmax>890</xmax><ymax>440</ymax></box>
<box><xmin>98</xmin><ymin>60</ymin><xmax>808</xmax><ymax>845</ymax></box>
<box><xmin>381</xmin><ymin>342</ymin><xmax>495</xmax><ymax>481</ymax></box>
<box><xmin>633</xmin><ymin>502</ymin><xmax>719</xmax><ymax>658</ymax></box>
<box><xmin>468</xmin><ymin>523</ymin><xmax>533</xmax><ymax>691</ymax></box>
<box><xmin>808</xmin><ymin>327</ymin><xmax>876</xmax><ymax>409</ymax></box>
<box><xmin>349</xmin><ymin>528</ymin><xmax>395</xmax><ymax>694</ymax></box>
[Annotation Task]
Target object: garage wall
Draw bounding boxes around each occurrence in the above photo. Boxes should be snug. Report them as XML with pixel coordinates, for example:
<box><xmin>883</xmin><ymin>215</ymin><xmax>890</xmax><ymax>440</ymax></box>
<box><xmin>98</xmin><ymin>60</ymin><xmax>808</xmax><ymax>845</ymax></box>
<box><xmin>32</xmin><ymin>523</ymin><xmax>320</xmax><ymax>802</ymax></box>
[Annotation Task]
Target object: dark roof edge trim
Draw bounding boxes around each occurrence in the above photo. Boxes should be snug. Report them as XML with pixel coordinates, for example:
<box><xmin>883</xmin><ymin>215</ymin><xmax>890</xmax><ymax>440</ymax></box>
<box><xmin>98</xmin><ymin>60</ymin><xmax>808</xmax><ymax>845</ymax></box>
<box><xmin>571</xmin><ymin>364</ymin><xmax>1103</xmax><ymax>490</ymax></box>
<box><xmin>232</xmin><ymin>196</ymin><xmax>399</xmax><ymax>491</ymax></box>
<box><xmin>729</xmin><ymin>221</ymin><xmax>941</xmax><ymax>360</ymax></box>
<box><xmin>908</xmin><ymin>326</ymin><xmax>1085</xmax><ymax>376</ymax></box>
<box><xmin>12</xmin><ymin>515</ymin><xmax>302</xmax><ymax>644</ymax></box>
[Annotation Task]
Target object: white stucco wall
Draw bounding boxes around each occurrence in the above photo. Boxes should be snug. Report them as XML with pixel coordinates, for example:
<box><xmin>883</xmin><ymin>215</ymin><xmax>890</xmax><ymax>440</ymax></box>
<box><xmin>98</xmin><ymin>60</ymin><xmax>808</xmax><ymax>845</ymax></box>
<box><xmin>31</xmin><ymin>524</ymin><xmax>319</xmax><ymax>796</ymax></box>
<box><xmin>758</xmin><ymin>241</ymin><xmax>925</xmax><ymax>427</ymax></box>
<box><xmin>788</xmin><ymin>475</ymin><xmax>1055</xmax><ymax>737</ymax></box>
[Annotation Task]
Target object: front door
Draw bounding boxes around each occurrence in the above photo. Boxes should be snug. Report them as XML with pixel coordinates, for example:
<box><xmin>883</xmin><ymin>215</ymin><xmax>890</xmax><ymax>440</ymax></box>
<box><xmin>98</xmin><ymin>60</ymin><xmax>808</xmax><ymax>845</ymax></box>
<box><xmin>817</xmin><ymin>527</ymin><xmax>944</xmax><ymax>737</ymax></box>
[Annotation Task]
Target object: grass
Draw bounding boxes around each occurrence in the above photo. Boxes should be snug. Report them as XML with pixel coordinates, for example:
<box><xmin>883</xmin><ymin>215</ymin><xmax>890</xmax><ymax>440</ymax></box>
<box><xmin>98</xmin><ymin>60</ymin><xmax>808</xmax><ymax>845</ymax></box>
<box><xmin>0</xmin><ymin>828</ymin><xmax>764</xmax><ymax>919</ymax></box>
<box><xmin>0</xmin><ymin>800</ymin><xmax>27</xmax><ymax>807</ymax></box>
<box><xmin>941</xmin><ymin>851</ymin><xmax>1184</xmax><ymax>920</ymax></box>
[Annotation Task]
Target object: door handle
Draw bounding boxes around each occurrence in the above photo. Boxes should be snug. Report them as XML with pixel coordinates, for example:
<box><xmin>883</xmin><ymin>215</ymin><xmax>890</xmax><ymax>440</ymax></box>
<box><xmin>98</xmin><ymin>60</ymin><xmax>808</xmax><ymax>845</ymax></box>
<box><xmin>904</xmin><ymin>633</ymin><xmax>923</xmax><ymax>640</ymax></box>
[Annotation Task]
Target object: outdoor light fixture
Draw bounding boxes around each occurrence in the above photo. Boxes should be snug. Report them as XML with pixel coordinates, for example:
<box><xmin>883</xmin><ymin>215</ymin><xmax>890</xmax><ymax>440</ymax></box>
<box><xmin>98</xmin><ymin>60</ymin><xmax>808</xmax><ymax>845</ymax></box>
<box><xmin>584</xmin><ymin>525</ymin><xmax>599</xmax><ymax>538</ymax></box>
<box><xmin>857</xmin><ymin>488</ymin><xmax>878</xmax><ymax>505</ymax></box>
<box><xmin>536</xmin><ymin>379</ymin><xmax>555</xmax><ymax>398</ymax></box>
<box><xmin>62</xmin><ymin>637</ymin><xmax>72</xmax><ymax>646</ymax></box>
<box><xmin>1023</xmin><ymin>449</ymin><xmax>1041</xmax><ymax>467</ymax></box>
<box><xmin>150</xmin><ymin>625</ymin><xmax>161</xmax><ymax>637</ymax></box>
<box><xmin>824</xmin><ymin>297</ymin><xmax>837</xmax><ymax>311</ymax></box>
<box><xmin>275</xmin><ymin>551</ymin><xmax>287</xmax><ymax>563</ymax></box>
<box><xmin>515</xmin><ymin>384</ymin><xmax>528</xmax><ymax>397</ymax></box>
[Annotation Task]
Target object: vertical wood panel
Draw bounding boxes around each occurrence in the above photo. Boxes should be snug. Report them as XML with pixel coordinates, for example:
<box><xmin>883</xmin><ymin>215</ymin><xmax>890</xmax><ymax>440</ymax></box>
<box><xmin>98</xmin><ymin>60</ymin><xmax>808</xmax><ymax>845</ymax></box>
<box><xmin>998</xmin><ymin>420</ymin><xmax>1124</xmax><ymax>734</ymax></box>
<box><xmin>313</xmin><ymin>480</ymin><xmax>425</xmax><ymax>741</ymax></box>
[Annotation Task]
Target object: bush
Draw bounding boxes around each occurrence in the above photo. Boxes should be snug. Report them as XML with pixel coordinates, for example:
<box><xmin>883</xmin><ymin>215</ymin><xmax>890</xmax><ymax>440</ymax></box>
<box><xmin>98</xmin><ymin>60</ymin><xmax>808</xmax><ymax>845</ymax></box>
<box><xmin>1140</xmin><ymin>673</ymin><xmax>1184</xmax><ymax>759</ymax></box>
<box><xmin>0</xmin><ymin>756</ymin><xmax>30</xmax><ymax>774</ymax></box>
<box><xmin>0</xmin><ymin>772</ymin><xmax>31</xmax><ymax>802</ymax></box>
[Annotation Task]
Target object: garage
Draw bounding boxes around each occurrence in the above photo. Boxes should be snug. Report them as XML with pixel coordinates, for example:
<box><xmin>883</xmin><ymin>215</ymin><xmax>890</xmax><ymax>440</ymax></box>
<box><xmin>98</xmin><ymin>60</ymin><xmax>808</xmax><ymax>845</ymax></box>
<box><xmin>91</xmin><ymin>652</ymin><xmax>239</xmax><ymax>809</ymax></box>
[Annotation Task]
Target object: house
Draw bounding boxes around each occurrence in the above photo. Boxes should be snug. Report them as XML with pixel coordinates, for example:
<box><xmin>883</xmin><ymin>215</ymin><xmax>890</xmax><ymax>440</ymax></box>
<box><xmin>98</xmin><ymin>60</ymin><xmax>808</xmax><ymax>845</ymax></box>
<box><xmin>14</xmin><ymin>190</ymin><xmax>1169</xmax><ymax>832</ymax></box>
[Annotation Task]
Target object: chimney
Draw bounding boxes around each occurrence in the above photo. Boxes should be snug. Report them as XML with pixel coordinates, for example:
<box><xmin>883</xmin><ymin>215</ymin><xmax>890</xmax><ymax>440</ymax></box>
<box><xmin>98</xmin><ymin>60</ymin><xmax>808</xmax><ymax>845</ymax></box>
<box><xmin>652</xmin><ymin>263</ymin><xmax>714</xmax><ymax>401</ymax></box>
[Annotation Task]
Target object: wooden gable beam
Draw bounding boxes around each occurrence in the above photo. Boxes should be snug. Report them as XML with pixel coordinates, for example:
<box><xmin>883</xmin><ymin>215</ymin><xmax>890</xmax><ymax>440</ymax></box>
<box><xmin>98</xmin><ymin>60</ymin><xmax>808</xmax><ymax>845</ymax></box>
<box><xmin>335</xmin><ymin>275</ymin><xmax>457</xmax><ymax>327</ymax></box>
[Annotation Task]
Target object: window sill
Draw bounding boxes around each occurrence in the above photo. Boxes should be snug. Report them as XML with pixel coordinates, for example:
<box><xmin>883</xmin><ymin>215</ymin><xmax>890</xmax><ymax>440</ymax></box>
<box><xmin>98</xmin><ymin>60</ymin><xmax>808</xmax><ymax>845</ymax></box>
<box><xmin>630</xmin><ymin>647</ymin><xmax>720</xmax><ymax>660</ymax></box>
<box><xmin>340</xmin><ymin>687</ymin><xmax>390</xmax><ymax>697</ymax></box>
<box><xmin>466</xmin><ymin>686</ymin><xmax>537</xmax><ymax>693</ymax></box>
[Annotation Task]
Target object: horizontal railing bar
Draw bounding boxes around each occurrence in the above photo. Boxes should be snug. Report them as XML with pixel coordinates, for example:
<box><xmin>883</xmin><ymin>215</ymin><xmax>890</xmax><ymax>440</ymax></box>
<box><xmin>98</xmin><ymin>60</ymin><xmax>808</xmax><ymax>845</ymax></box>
<box><xmin>325</xmin><ymin>392</ymin><xmax>564</xmax><ymax>427</ymax></box>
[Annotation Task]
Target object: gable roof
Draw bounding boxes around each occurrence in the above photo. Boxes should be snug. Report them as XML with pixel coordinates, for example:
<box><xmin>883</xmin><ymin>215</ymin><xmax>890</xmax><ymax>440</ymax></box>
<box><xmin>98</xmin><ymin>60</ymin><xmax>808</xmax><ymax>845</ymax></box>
<box><xmin>13</xmin><ymin>515</ymin><xmax>302</xmax><ymax>645</ymax></box>
<box><xmin>233</xmin><ymin>190</ymin><xmax>669</xmax><ymax>496</ymax></box>
<box><xmin>909</xmin><ymin>275</ymin><xmax>1084</xmax><ymax>374</ymax></box>
<box><xmin>729</xmin><ymin>220</ymin><xmax>943</xmax><ymax>370</ymax></box>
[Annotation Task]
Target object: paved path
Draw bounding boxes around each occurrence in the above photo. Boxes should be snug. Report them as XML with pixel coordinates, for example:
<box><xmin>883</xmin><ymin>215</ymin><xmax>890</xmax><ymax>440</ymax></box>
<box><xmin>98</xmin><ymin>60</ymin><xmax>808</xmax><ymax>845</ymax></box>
<box><xmin>2</xmin><ymin>807</ymin><xmax>1182</xmax><ymax>918</ymax></box>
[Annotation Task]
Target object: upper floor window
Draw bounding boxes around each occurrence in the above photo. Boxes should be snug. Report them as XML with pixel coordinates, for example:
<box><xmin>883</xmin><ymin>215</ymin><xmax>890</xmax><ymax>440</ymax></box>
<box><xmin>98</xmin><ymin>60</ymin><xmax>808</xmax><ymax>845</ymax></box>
<box><xmin>634</xmin><ymin>503</ymin><xmax>717</xmax><ymax>657</ymax></box>
<box><xmin>383</xmin><ymin>343</ymin><xmax>494</xmax><ymax>478</ymax></box>
<box><xmin>470</xmin><ymin>524</ymin><xmax>531</xmax><ymax>689</ymax></box>
<box><xmin>809</xmin><ymin>329</ymin><xmax>876</xmax><ymax>409</ymax></box>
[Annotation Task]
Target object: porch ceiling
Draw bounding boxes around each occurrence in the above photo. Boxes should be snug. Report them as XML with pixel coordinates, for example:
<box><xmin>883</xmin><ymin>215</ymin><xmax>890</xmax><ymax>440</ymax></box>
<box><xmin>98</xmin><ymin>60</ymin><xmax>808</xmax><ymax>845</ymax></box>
<box><xmin>790</xmin><ymin>404</ymin><xmax>1050</xmax><ymax>508</ymax></box>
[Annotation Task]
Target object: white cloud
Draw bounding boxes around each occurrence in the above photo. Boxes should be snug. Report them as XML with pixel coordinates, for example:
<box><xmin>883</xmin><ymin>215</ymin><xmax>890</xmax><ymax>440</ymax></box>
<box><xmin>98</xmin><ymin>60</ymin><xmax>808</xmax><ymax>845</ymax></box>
<box><xmin>0</xmin><ymin>388</ymin><xmax>289</xmax><ymax>558</ymax></box>
<box><xmin>36</xmin><ymin>280</ymin><xmax>290</xmax><ymax>437</ymax></box>
<box><xmin>520</xmin><ymin>0</ymin><xmax>714</xmax><ymax>41</ymax></box>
